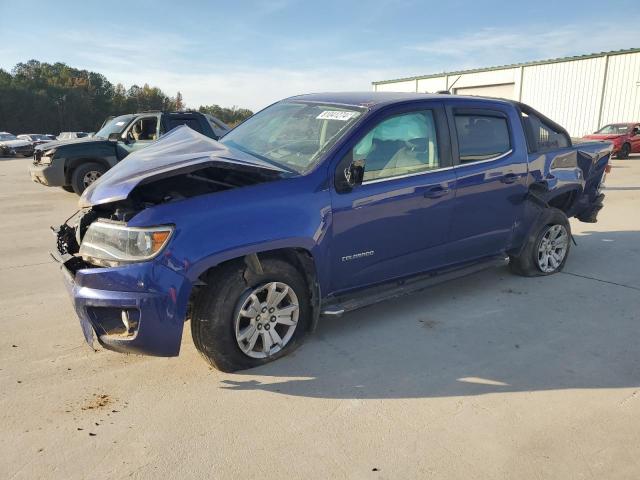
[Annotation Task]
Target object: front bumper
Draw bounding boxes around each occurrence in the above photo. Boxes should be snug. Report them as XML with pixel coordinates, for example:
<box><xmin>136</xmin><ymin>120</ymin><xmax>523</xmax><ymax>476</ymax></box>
<box><xmin>53</xmin><ymin>250</ymin><xmax>192</xmax><ymax>356</ymax></box>
<box><xmin>29</xmin><ymin>161</ymin><xmax>65</xmax><ymax>187</ymax></box>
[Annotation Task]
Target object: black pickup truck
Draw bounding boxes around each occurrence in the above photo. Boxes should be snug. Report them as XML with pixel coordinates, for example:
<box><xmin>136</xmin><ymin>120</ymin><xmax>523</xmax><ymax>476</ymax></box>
<box><xmin>29</xmin><ymin>111</ymin><xmax>229</xmax><ymax>194</ymax></box>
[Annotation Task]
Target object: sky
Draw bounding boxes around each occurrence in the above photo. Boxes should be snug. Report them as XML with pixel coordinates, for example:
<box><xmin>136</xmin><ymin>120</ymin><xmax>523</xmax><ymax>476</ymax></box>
<box><xmin>1</xmin><ymin>0</ymin><xmax>639</xmax><ymax>111</ymax></box>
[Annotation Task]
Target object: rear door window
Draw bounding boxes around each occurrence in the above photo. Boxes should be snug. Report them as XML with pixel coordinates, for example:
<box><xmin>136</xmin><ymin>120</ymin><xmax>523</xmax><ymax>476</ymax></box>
<box><xmin>454</xmin><ymin>112</ymin><xmax>511</xmax><ymax>163</ymax></box>
<box><xmin>521</xmin><ymin>112</ymin><xmax>570</xmax><ymax>153</ymax></box>
<box><xmin>164</xmin><ymin>117</ymin><xmax>204</xmax><ymax>134</ymax></box>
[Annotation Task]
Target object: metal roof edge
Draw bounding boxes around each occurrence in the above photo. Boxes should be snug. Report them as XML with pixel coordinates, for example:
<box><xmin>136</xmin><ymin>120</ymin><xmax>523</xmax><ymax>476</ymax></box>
<box><xmin>372</xmin><ymin>48</ymin><xmax>640</xmax><ymax>86</ymax></box>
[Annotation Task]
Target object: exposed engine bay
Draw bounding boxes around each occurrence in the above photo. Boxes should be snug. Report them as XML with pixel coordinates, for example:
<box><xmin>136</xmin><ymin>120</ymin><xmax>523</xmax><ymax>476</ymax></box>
<box><xmin>55</xmin><ymin>164</ymin><xmax>280</xmax><ymax>271</ymax></box>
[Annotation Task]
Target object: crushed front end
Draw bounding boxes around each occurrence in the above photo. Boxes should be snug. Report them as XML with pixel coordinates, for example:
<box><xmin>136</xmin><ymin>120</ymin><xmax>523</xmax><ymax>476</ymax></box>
<box><xmin>52</xmin><ymin>208</ymin><xmax>191</xmax><ymax>357</ymax></box>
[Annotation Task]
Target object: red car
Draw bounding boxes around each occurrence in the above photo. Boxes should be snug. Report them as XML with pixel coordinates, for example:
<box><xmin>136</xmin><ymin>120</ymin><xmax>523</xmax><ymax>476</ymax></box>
<box><xmin>583</xmin><ymin>123</ymin><xmax>640</xmax><ymax>158</ymax></box>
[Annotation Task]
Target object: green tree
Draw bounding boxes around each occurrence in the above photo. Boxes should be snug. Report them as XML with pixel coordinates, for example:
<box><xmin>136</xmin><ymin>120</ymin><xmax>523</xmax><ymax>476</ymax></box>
<box><xmin>0</xmin><ymin>60</ymin><xmax>252</xmax><ymax>134</ymax></box>
<box><xmin>198</xmin><ymin>104</ymin><xmax>253</xmax><ymax>126</ymax></box>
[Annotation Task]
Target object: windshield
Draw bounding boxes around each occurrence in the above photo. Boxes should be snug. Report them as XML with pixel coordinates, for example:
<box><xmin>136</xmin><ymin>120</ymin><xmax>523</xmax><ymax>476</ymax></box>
<box><xmin>95</xmin><ymin>114</ymin><xmax>136</xmax><ymax>139</ymax></box>
<box><xmin>220</xmin><ymin>101</ymin><xmax>364</xmax><ymax>173</ymax></box>
<box><xmin>596</xmin><ymin>124</ymin><xmax>630</xmax><ymax>135</ymax></box>
<box><xmin>0</xmin><ymin>133</ymin><xmax>17</xmax><ymax>141</ymax></box>
<box><xmin>32</xmin><ymin>134</ymin><xmax>49</xmax><ymax>140</ymax></box>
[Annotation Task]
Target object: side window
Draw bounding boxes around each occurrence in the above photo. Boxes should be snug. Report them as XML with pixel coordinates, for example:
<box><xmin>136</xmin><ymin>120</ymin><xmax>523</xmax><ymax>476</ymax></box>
<box><xmin>128</xmin><ymin>117</ymin><xmax>159</xmax><ymax>141</ymax></box>
<box><xmin>521</xmin><ymin>112</ymin><xmax>569</xmax><ymax>152</ymax></box>
<box><xmin>454</xmin><ymin>113</ymin><xmax>511</xmax><ymax>163</ymax></box>
<box><xmin>353</xmin><ymin>111</ymin><xmax>440</xmax><ymax>182</ymax></box>
<box><xmin>164</xmin><ymin>118</ymin><xmax>204</xmax><ymax>134</ymax></box>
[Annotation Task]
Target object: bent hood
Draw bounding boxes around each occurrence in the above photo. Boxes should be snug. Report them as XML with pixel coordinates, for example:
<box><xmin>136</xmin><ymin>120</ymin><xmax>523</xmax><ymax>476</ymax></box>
<box><xmin>79</xmin><ymin>125</ymin><xmax>289</xmax><ymax>208</ymax></box>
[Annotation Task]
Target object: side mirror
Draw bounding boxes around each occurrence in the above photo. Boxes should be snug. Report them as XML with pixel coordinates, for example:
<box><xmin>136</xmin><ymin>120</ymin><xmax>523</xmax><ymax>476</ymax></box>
<box><xmin>335</xmin><ymin>154</ymin><xmax>365</xmax><ymax>193</ymax></box>
<box><xmin>346</xmin><ymin>159</ymin><xmax>365</xmax><ymax>186</ymax></box>
<box><xmin>108</xmin><ymin>132</ymin><xmax>121</xmax><ymax>142</ymax></box>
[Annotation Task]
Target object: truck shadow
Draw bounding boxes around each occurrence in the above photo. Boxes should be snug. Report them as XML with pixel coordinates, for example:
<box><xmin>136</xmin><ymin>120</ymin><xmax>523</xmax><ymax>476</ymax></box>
<box><xmin>221</xmin><ymin>230</ymin><xmax>640</xmax><ymax>399</ymax></box>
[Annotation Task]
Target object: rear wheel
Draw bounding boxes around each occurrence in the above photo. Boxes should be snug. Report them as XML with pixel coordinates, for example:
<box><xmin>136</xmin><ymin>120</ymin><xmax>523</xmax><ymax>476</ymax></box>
<box><xmin>509</xmin><ymin>208</ymin><xmax>571</xmax><ymax>276</ymax></box>
<box><xmin>191</xmin><ymin>258</ymin><xmax>311</xmax><ymax>372</ymax></box>
<box><xmin>70</xmin><ymin>162</ymin><xmax>106</xmax><ymax>195</ymax></box>
<box><xmin>617</xmin><ymin>143</ymin><xmax>631</xmax><ymax>159</ymax></box>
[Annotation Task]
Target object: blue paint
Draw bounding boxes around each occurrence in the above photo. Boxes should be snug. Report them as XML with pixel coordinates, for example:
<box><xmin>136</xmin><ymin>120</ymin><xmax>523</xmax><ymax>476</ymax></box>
<box><xmin>58</xmin><ymin>93</ymin><xmax>612</xmax><ymax>356</ymax></box>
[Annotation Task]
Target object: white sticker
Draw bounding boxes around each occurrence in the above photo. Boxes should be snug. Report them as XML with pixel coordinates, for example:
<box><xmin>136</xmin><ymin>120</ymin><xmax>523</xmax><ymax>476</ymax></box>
<box><xmin>316</xmin><ymin>110</ymin><xmax>358</xmax><ymax>121</ymax></box>
<box><xmin>115</xmin><ymin>121</ymin><xmax>126</xmax><ymax>126</ymax></box>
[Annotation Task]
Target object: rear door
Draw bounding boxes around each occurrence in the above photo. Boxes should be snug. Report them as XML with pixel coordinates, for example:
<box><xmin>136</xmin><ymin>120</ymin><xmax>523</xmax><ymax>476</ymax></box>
<box><xmin>445</xmin><ymin>101</ymin><xmax>529</xmax><ymax>263</ymax></box>
<box><xmin>329</xmin><ymin>103</ymin><xmax>457</xmax><ymax>293</ymax></box>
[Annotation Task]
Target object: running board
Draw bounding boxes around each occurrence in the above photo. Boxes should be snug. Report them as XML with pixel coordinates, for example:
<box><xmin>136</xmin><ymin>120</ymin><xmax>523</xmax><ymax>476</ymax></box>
<box><xmin>320</xmin><ymin>255</ymin><xmax>508</xmax><ymax>317</ymax></box>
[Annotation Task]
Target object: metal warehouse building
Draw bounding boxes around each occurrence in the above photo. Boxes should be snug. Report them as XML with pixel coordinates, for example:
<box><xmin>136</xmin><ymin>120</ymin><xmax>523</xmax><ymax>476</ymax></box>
<box><xmin>372</xmin><ymin>48</ymin><xmax>640</xmax><ymax>137</ymax></box>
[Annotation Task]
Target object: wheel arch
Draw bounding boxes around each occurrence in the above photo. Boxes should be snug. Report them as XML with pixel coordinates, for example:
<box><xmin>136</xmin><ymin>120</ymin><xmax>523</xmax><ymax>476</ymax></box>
<box><xmin>188</xmin><ymin>247</ymin><xmax>322</xmax><ymax>332</ymax></box>
<box><xmin>546</xmin><ymin>188</ymin><xmax>581</xmax><ymax>215</ymax></box>
<box><xmin>64</xmin><ymin>157</ymin><xmax>112</xmax><ymax>184</ymax></box>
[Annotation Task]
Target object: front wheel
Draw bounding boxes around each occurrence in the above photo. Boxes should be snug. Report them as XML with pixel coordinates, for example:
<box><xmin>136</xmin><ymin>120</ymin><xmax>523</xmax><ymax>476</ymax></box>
<box><xmin>509</xmin><ymin>208</ymin><xmax>571</xmax><ymax>276</ymax></box>
<box><xmin>191</xmin><ymin>258</ymin><xmax>311</xmax><ymax>372</ymax></box>
<box><xmin>71</xmin><ymin>162</ymin><xmax>106</xmax><ymax>195</ymax></box>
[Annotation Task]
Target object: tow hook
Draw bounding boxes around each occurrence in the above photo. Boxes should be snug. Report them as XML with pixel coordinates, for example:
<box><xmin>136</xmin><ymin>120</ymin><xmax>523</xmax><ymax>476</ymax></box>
<box><xmin>120</xmin><ymin>310</ymin><xmax>138</xmax><ymax>337</ymax></box>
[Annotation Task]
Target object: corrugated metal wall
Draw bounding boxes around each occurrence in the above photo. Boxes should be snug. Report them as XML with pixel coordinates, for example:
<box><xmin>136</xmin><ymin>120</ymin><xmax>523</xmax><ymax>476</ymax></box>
<box><xmin>601</xmin><ymin>53</ymin><xmax>640</xmax><ymax>127</ymax></box>
<box><xmin>520</xmin><ymin>57</ymin><xmax>605</xmax><ymax>136</ymax></box>
<box><xmin>373</xmin><ymin>51</ymin><xmax>640</xmax><ymax>137</ymax></box>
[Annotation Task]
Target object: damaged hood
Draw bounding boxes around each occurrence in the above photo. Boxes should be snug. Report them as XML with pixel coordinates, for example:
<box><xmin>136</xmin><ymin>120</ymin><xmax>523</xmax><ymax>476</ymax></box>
<box><xmin>35</xmin><ymin>136</ymin><xmax>109</xmax><ymax>151</ymax></box>
<box><xmin>79</xmin><ymin>125</ymin><xmax>289</xmax><ymax>208</ymax></box>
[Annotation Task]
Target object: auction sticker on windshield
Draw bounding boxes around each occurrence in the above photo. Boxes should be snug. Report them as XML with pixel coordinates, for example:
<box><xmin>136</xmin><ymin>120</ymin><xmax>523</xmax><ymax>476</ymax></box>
<box><xmin>316</xmin><ymin>110</ymin><xmax>359</xmax><ymax>121</ymax></box>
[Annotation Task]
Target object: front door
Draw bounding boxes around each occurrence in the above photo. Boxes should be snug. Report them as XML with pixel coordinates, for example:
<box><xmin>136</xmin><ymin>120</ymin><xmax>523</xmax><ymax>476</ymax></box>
<box><xmin>329</xmin><ymin>105</ymin><xmax>457</xmax><ymax>294</ymax></box>
<box><xmin>119</xmin><ymin>115</ymin><xmax>160</xmax><ymax>157</ymax></box>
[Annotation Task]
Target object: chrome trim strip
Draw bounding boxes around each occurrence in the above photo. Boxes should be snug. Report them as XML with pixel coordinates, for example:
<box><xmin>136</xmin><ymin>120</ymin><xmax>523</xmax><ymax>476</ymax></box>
<box><xmin>359</xmin><ymin>149</ymin><xmax>514</xmax><ymax>186</ymax></box>
<box><xmin>453</xmin><ymin>149</ymin><xmax>514</xmax><ymax>168</ymax></box>
<box><xmin>362</xmin><ymin>165</ymin><xmax>456</xmax><ymax>185</ymax></box>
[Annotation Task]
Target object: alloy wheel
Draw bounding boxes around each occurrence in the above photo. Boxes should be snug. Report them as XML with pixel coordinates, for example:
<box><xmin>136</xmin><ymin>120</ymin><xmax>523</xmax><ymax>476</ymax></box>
<box><xmin>82</xmin><ymin>170</ymin><xmax>102</xmax><ymax>188</ymax></box>
<box><xmin>537</xmin><ymin>224</ymin><xmax>569</xmax><ymax>273</ymax></box>
<box><xmin>234</xmin><ymin>282</ymin><xmax>299</xmax><ymax>358</ymax></box>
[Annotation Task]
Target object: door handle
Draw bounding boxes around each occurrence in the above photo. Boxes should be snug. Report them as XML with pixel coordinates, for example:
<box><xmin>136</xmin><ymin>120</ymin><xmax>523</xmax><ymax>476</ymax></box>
<box><xmin>422</xmin><ymin>186</ymin><xmax>450</xmax><ymax>198</ymax></box>
<box><xmin>501</xmin><ymin>173</ymin><xmax>518</xmax><ymax>184</ymax></box>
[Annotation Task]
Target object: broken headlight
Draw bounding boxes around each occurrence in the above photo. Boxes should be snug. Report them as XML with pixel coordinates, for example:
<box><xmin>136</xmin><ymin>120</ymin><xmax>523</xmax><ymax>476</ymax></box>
<box><xmin>39</xmin><ymin>148</ymin><xmax>57</xmax><ymax>164</ymax></box>
<box><xmin>78</xmin><ymin>220</ymin><xmax>173</xmax><ymax>267</ymax></box>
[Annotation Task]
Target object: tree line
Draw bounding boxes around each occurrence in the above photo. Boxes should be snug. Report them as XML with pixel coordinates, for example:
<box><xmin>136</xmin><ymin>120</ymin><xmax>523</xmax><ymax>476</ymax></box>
<box><xmin>0</xmin><ymin>60</ymin><xmax>254</xmax><ymax>134</ymax></box>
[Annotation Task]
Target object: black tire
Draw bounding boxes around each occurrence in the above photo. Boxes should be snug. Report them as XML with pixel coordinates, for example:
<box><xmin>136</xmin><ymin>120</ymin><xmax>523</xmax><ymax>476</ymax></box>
<box><xmin>61</xmin><ymin>185</ymin><xmax>75</xmax><ymax>193</ymax></box>
<box><xmin>70</xmin><ymin>162</ymin><xmax>106</xmax><ymax>195</ymax></box>
<box><xmin>191</xmin><ymin>257</ymin><xmax>311</xmax><ymax>372</ymax></box>
<box><xmin>617</xmin><ymin>143</ymin><xmax>631</xmax><ymax>159</ymax></box>
<box><xmin>509</xmin><ymin>207</ymin><xmax>571</xmax><ymax>277</ymax></box>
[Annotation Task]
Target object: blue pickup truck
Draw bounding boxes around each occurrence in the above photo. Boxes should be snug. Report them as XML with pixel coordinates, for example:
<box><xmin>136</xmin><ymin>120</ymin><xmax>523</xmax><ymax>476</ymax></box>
<box><xmin>53</xmin><ymin>92</ymin><xmax>610</xmax><ymax>371</ymax></box>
